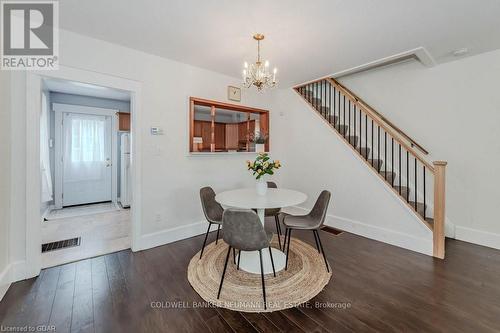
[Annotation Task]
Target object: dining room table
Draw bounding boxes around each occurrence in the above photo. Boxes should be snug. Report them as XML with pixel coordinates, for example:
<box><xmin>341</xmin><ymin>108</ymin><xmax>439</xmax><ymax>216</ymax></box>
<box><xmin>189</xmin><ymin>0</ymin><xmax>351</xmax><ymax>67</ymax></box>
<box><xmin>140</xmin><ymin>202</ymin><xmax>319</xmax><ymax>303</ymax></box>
<box><xmin>215</xmin><ymin>187</ymin><xmax>307</xmax><ymax>274</ymax></box>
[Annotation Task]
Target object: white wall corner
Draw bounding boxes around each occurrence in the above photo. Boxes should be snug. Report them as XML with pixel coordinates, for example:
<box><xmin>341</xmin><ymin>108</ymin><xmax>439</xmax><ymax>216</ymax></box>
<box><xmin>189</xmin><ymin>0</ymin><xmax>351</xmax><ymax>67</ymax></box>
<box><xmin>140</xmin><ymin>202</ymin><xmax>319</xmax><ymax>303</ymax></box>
<box><xmin>0</xmin><ymin>264</ymin><xmax>12</xmax><ymax>301</ymax></box>
<box><xmin>284</xmin><ymin>206</ymin><xmax>433</xmax><ymax>257</ymax></box>
<box><xmin>137</xmin><ymin>221</ymin><xmax>207</xmax><ymax>252</ymax></box>
<box><xmin>0</xmin><ymin>260</ymin><xmax>27</xmax><ymax>301</ymax></box>
<box><xmin>455</xmin><ymin>227</ymin><xmax>500</xmax><ymax>251</ymax></box>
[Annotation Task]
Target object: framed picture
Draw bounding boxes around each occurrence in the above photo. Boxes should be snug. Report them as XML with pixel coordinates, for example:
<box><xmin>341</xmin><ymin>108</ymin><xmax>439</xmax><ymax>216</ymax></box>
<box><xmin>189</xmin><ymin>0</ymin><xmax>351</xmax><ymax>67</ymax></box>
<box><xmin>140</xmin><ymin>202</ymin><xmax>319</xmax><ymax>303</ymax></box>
<box><xmin>228</xmin><ymin>86</ymin><xmax>241</xmax><ymax>102</ymax></box>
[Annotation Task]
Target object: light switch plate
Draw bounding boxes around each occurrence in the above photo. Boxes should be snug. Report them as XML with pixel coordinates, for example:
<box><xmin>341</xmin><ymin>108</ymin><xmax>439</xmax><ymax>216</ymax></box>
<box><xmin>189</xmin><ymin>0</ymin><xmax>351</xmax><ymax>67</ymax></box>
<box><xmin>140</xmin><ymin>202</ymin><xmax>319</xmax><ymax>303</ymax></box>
<box><xmin>150</xmin><ymin>127</ymin><xmax>164</xmax><ymax>135</ymax></box>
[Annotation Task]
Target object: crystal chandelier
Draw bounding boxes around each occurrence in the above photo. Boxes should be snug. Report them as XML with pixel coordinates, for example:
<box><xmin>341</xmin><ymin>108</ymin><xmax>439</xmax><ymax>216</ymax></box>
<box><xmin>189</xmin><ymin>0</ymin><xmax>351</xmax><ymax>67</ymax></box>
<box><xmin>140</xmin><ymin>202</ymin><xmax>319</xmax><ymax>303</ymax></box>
<box><xmin>242</xmin><ymin>34</ymin><xmax>277</xmax><ymax>91</ymax></box>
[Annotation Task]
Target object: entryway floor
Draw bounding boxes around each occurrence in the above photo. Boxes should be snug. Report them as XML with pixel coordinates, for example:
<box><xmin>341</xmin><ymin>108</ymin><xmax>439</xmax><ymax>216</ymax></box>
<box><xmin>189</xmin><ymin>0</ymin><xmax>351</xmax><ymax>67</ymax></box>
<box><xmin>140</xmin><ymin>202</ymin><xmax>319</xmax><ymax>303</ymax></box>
<box><xmin>46</xmin><ymin>202</ymin><xmax>120</xmax><ymax>220</ymax></box>
<box><xmin>41</xmin><ymin>207</ymin><xmax>130</xmax><ymax>268</ymax></box>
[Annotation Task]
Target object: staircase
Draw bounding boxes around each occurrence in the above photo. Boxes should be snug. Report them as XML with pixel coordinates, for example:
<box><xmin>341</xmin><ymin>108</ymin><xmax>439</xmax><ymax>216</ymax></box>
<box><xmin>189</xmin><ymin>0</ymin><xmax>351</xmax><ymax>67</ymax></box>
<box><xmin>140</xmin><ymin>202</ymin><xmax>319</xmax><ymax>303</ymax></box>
<box><xmin>294</xmin><ymin>77</ymin><xmax>448</xmax><ymax>259</ymax></box>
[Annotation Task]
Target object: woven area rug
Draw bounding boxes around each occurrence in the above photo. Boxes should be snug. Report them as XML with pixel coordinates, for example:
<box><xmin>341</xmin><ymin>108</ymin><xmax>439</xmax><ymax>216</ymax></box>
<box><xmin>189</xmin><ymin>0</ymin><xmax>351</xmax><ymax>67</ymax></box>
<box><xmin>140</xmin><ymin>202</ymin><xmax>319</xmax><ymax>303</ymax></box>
<box><xmin>187</xmin><ymin>236</ymin><xmax>332</xmax><ymax>312</ymax></box>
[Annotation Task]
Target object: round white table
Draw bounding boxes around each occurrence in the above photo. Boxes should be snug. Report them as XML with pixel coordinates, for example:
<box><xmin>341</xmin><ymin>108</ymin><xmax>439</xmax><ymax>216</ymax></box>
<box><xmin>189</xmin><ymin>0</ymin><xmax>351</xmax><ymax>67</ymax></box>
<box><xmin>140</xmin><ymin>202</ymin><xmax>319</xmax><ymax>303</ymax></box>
<box><xmin>215</xmin><ymin>188</ymin><xmax>307</xmax><ymax>274</ymax></box>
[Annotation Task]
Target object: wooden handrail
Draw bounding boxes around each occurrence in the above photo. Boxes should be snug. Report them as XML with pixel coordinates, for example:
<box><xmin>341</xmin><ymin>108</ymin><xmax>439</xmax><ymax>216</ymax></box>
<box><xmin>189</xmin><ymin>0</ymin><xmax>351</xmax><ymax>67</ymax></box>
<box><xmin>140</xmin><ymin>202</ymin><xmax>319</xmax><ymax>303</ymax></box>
<box><xmin>294</xmin><ymin>78</ymin><xmax>448</xmax><ymax>259</ymax></box>
<box><xmin>293</xmin><ymin>77</ymin><xmax>433</xmax><ymax>170</ymax></box>
<box><xmin>323</xmin><ymin>78</ymin><xmax>435</xmax><ymax>172</ymax></box>
<box><xmin>330</xmin><ymin>78</ymin><xmax>429</xmax><ymax>155</ymax></box>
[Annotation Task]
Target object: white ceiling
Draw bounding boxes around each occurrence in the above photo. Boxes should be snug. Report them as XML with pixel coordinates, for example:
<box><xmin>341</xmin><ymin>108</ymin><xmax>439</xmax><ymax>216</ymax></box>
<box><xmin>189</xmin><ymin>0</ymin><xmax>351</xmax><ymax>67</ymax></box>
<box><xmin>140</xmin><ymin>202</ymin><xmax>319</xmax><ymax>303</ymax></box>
<box><xmin>43</xmin><ymin>78</ymin><xmax>131</xmax><ymax>101</ymax></box>
<box><xmin>59</xmin><ymin>0</ymin><xmax>500</xmax><ymax>87</ymax></box>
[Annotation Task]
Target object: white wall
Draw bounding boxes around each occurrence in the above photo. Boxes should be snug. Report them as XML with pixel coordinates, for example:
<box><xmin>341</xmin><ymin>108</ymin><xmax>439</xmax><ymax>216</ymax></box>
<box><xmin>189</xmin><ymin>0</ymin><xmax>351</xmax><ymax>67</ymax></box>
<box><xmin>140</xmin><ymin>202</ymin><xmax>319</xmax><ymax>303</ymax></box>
<box><xmin>0</xmin><ymin>69</ymin><xmax>12</xmax><ymax>299</ymax></box>
<box><xmin>6</xmin><ymin>29</ymin><xmax>275</xmax><ymax>277</ymax></box>
<box><xmin>270</xmin><ymin>88</ymin><xmax>433</xmax><ymax>255</ymax></box>
<box><xmin>338</xmin><ymin>49</ymin><xmax>500</xmax><ymax>249</ymax></box>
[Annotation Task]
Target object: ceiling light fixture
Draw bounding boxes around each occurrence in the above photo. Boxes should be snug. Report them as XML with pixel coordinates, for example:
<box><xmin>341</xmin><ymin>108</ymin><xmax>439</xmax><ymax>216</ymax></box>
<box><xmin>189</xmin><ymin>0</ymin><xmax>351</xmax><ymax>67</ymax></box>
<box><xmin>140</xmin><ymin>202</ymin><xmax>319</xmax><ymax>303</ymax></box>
<box><xmin>242</xmin><ymin>34</ymin><xmax>277</xmax><ymax>91</ymax></box>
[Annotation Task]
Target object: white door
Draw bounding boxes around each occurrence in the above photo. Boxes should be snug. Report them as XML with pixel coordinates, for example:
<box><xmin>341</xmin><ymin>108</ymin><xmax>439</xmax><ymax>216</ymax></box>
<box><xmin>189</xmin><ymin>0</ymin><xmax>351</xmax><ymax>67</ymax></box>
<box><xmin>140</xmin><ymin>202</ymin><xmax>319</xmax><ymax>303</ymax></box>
<box><xmin>62</xmin><ymin>112</ymin><xmax>112</xmax><ymax>206</ymax></box>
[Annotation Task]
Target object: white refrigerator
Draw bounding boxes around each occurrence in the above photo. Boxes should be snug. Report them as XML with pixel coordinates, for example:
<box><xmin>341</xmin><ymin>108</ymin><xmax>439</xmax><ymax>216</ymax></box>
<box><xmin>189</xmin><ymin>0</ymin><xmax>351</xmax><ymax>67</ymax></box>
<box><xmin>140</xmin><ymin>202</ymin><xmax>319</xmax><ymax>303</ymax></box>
<box><xmin>120</xmin><ymin>133</ymin><xmax>131</xmax><ymax>208</ymax></box>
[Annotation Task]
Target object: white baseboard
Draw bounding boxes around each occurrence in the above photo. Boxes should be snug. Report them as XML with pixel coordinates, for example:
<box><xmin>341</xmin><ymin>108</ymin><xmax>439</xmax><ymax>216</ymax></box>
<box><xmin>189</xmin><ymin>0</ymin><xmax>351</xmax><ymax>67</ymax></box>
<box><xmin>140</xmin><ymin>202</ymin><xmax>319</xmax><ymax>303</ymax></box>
<box><xmin>455</xmin><ymin>226</ymin><xmax>500</xmax><ymax>251</ymax></box>
<box><xmin>284</xmin><ymin>206</ymin><xmax>433</xmax><ymax>256</ymax></box>
<box><xmin>137</xmin><ymin>221</ymin><xmax>207</xmax><ymax>252</ymax></box>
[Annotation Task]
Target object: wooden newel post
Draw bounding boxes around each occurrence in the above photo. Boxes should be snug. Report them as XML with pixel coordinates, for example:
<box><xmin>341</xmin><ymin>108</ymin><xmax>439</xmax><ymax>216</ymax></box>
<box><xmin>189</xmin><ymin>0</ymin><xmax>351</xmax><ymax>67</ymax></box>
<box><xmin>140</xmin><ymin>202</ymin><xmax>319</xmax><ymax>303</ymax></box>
<box><xmin>433</xmin><ymin>161</ymin><xmax>447</xmax><ymax>259</ymax></box>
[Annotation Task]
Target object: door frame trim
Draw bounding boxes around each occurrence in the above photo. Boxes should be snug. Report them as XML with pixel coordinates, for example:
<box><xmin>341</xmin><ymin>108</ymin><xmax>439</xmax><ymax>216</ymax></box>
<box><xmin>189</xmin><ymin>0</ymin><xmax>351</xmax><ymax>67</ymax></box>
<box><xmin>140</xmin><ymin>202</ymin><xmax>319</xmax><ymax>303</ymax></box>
<box><xmin>25</xmin><ymin>66</ymin><xmax>142</xmax><ymax>278</ymax></box>
<box><xmin>53</xmin><ymin>103</ymin><xmax>119</xmax><ymax>208</ymax></box>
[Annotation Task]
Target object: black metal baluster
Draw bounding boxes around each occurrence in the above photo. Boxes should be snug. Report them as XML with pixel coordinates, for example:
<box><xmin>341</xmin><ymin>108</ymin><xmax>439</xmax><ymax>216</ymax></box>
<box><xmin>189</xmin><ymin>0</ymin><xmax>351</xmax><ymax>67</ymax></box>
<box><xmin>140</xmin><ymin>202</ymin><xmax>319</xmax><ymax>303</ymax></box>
<box><xmin>423</xmin><ymin>166</ymin><xmax>426</xmax><ymax>219</ymax></box>
<box><xmin>338</xmin><ymin>88</ymin><xmax>341</xmax><ymax>125</ymax></box>
<box><xmin>328</xmin><ymin>81</ymin><xmax>331</xmax><ymax>122</ymax></box>
<box><xmin>384</xmin><ymin>131</ymin><xmax>387</xmax><ymax>177</ymax></box>
<box><xmin>391</xmin><ymin>138</ymin><xmax>394</xmax><ymax>186</ymax></box>
<box><xmin>360</xmin><ymin>105</ymin><xmax>363</xmax><ymax>154</ymax></box>
<box><xmin>315</xmin><ymin>82</ymin><xmax>318</xmax><ymax>110</ymax></box>
<box><xmin>324</xmin><ymin>80</ymin><xmax>327</xmax><ymax>119</ymax></box>
<box><xmin>371</xmin><ymin>119</ymin><xmax>374</xmax><ymax>166</ymax></box>
<box><xmin>399</xmin><ymin>144</ymin><xmax>402</xmax><ymax>194</ymax></box>
<box><xmin>347</xmin><ymin>99</ymin><xmax>350</xmax><ymax>138</ymax></box>
<box><xmin>352</xmin><ymin>102</ymin><xmax>355</xmax><ymax>141</ymax></box>
<box><xmin>333</xmin><ymin>87</ymin><xmax>336</xmax><ymax>125</ymax></box>
<box><xmin>406</xmin><ymin>151</ymin><xmax>409</xmax><ymax>202</ymax></box>
<box><xmin>365</xmin><ymin>114</ymin><xmax>368</xmax><ymax>159</ymax></box>
<box><xmin>343</xmin><ymin>95</ymin><xmax>346</xmax><ymax>137</ymax></box>
<box><xmin>414</xmin><ymin>158</ymin><xmax>418</xmax><ymax>211</ymax></box>
<box><xmin>378</xmin><ymin>126</ymin><xmax>380</xmax><ymax>165</ymax></box>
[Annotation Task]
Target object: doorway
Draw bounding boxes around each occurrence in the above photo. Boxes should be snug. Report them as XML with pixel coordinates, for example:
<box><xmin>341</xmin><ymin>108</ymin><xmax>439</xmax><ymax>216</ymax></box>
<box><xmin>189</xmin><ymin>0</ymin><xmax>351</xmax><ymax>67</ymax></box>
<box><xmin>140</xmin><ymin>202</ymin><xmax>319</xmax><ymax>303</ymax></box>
<box><xmin>52</xmin><ymin>103</ymin><xmax>119</xmax><ymax>209</ymax></box>
<box><xmin>28</xmin><ymin>71</ymin><xmax>141</xmax><ymax>269</ymax></box>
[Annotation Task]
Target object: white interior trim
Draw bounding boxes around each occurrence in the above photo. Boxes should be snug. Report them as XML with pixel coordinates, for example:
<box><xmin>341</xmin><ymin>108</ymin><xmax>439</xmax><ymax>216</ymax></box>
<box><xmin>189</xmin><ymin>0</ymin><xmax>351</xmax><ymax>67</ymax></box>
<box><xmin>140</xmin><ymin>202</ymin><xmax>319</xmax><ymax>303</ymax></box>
<box><xmin>455</xmin><ymin>226</ymin><xmax>500</xmax><ymax>251</ymax></box>
<box><xmin>52</xmin><ymin>103</ymin><xmax>119</xmax><ymax>208</ymax></box>
<box><xmin>138</xmin><ymin>221</ymin><xmax>207</xmax><ymax>251</ymax></box>
<box><xmin>283</xmin><ymin>206</ymin><xmax>433</xmax><ymax>256</ymax></box>
<box><xmin>25</xmin><ymin>65</ymin><xmax>142</xmax><ymax>280</ymax></box>
<box><xmin>295</xmin><ymin>47</ymin><xmax>437</xmax><ymax>87</ymax></box>
<box><xmin>332</xmin><ymin>47</ymin><xmax>436</xmax><ymax>78</ymax></box>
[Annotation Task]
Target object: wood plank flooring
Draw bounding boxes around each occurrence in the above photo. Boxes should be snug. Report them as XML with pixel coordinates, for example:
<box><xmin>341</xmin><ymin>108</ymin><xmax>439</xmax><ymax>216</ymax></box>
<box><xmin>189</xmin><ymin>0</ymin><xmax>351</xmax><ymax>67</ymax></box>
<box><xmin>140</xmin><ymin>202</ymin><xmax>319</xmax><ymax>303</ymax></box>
<box><xmin>1</xmin><ymin>219</ymin><xmax>500</xmax><ymax>332</ymax></box>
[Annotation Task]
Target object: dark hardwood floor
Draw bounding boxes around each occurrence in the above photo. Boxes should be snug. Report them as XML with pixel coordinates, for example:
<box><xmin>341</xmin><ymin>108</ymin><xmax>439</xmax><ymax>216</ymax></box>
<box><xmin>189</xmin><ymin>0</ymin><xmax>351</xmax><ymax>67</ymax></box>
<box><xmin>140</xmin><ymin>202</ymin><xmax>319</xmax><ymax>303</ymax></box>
<box><xmin>1</xmin><ymin>219</ymin><xmax>500</xmax><ymax>332</ymax></box>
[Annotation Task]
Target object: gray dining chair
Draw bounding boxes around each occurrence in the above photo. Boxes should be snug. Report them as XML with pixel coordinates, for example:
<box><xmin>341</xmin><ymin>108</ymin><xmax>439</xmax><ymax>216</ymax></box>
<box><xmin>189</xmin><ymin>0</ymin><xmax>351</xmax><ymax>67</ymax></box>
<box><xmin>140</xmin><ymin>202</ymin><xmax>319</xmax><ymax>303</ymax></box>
<box><xmin>199</xmin><ymin>187</ymin><xmax>224</xmax><ymax>259</ymax></box>
<box><xmin>282</xmin><ymin>190</ymin><xmax>331</xmax><ymax>272</ymax></box>
<box><xmin>265</xmin><ymin>181</ymin><xmax>283</xmax><ymax>250</ymax></box>
<box><xmin>217</xmin><ymin>208</ymin><xmax>276</xmax><ymax>310</ymax></box>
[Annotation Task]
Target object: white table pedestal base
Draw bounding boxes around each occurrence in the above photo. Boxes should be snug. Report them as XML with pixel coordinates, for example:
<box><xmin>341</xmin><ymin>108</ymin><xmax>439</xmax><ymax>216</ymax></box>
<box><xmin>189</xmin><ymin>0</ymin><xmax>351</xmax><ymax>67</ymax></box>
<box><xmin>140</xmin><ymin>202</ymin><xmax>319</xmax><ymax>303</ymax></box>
<box><xmin>236</xmin><ymin>208</ymin><xmax>286</xmax><ymax>274</ymax></box>
<box><xmin>236</xmin><ymin>247</ymin><xmax>286</xmax><ymax>274</ymax></box>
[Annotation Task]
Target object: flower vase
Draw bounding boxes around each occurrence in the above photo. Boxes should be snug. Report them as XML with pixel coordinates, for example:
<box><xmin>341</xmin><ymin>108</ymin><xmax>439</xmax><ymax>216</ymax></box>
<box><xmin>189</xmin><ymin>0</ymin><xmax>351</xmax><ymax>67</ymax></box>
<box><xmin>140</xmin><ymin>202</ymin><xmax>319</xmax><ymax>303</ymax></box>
<box><xmin>255</xmin><ymin>143</ymin><xmax>265</xmax><ymax>153</ymax></box>
<box><xmin>256</xmin><ymin>178</ymin><xmax>267</xmax><ymax>196</ymax></box>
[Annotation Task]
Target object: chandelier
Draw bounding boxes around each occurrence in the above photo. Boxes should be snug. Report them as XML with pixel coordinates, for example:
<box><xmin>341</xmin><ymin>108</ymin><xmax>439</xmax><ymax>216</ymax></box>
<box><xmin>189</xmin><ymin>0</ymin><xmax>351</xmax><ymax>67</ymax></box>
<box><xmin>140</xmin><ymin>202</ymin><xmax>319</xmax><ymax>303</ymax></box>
<box><xmin>242</xmin><ymin>34</ymin><xmax>277</xmax><ymax>91</ymax></box>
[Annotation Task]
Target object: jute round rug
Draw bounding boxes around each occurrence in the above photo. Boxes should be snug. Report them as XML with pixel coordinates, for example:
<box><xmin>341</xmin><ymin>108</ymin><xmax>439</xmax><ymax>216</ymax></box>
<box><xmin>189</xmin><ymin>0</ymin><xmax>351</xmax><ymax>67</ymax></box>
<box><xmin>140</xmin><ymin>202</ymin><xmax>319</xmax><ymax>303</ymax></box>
<box><xmin>187</xmin><ymin>236</ymin><xmax>332</xmax><ymax>312</ymax></box>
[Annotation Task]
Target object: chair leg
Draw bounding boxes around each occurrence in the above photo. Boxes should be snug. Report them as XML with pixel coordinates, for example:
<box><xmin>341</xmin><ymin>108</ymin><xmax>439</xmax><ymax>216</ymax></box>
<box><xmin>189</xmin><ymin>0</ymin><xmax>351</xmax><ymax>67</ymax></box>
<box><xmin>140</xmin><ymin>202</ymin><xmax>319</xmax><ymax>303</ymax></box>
<box><xmin>259</xmin><ymin>249</ymin><xmax>267</xmax><ymax>310</ymax></box>
<box><xmin>268</xmin><ymin>247</ymin><xmax>276</xmax><ymax>277</ymax></box>
<box><xmin>237</xmin><ymin>250</ymin><xmax>241</xmax><ymax>270</ymax></box>
<box><xmin>275</xmin><ymin>216</ymin><xmax>282</xmax><ymax>250</ymax></box>
<box><xmin>285</xmin><ymin>228</ymin><xmax>293</xmax><ymax>270</ymax></box>
<box><xmin>313</xmin><ymin>230</ymin><xmax>321</xmax><ymax>253</ymax></box>
<box><xmin>232</xmin><ymin>248</ymin><xmax>236</xmax><ymax>264</ymax></box>
<box><xmin>217</xmin><ymin>245</ymin><xmax>232</xmax><ymax>299</ymax></box>
<box><xmin>274</xmin><ymin>215</ymin><xmax>282</xmax><ymax>235</ymax></box>
<box><xmin>216</xmin><ymin>224</ymin><xmax>220</xmax><ymax>244</ymax></box>
<box><xmin>315</xmin><ymin>230</ymin><xmax>330</xmax><ymax>272</ymax></box>
<box><xmin>199</xmin><ymin>223</ymin><xmax>212</xmax><ymax>259</ymax></box>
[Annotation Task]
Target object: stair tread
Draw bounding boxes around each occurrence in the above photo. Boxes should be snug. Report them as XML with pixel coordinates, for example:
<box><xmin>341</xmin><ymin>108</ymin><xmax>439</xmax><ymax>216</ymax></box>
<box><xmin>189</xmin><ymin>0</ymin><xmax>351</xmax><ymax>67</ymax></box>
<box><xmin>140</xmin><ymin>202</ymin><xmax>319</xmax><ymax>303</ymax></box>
<box><xmin>346</xmin><ymin>135</ymin><xmax>358</xmax><ymax>146</ymax></box>
<box><xmin>359</xmin><ymin>147</ymin><xmax>371</xmax><ymax>158</ymax></box>
<box><xmin>408</xmin><ymin>201</ymin><xmax>427</xmax><ymax>216</ymax></box>
<box><xmin>335</xmin><ymin>124</ymin><xmax>349</xmax><ymax>134</ymax></box>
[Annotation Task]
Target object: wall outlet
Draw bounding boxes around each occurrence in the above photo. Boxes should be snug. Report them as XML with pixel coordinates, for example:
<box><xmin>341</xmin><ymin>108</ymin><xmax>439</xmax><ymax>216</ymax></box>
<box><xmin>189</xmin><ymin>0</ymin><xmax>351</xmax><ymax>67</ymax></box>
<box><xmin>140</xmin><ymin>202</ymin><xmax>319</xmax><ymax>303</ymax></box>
<box><xmin>155</xmin><ymin>213</ymin><xmax>161</xmax><ymax>223</ymax></box>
